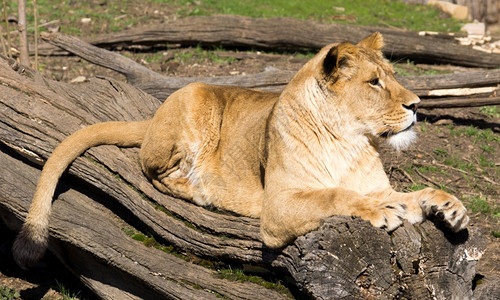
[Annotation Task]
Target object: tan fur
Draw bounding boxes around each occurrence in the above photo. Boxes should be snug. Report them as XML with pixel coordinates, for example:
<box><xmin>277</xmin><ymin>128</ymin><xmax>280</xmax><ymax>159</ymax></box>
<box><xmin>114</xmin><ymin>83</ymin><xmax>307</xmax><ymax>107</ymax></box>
<box><xmin>13</xmin><ymin>33</ymin><xmax>469</xmax><ymax>268</ymax></box>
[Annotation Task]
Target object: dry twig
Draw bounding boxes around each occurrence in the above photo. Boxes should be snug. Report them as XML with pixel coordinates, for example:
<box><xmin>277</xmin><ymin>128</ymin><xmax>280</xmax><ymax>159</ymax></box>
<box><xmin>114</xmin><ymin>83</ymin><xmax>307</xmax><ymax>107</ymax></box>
<box><xmin>33</xmin><ymin>0</ymin><xmax>37</xmax><ymax>69</ymax></box>
<box><xmin>0</xmin><ymin>24</ymin><xmax>7</xmax><ymax>56</ymax></box>
<box><xmin>1</xmin><ymin>0</ymin><xmax>11</xmax><ymax>57</ymax></box>
<box><xmin>414</xmin><ymin>168</ymin><xmax>457</xmax><ymax>193</ymax></box>
<box><xmin>391</xmin><ymin>166</ymin><xmax>416</xmax><ymax>184</ymax></box>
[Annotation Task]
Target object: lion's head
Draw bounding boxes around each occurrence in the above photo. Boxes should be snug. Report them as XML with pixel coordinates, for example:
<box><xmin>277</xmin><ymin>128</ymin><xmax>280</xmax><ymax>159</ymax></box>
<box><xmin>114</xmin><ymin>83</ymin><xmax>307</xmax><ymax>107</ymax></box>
<box><xmin>284</xmin><ymin>32</ymin><xmax>420</xmax><ymax>150</ymax></box>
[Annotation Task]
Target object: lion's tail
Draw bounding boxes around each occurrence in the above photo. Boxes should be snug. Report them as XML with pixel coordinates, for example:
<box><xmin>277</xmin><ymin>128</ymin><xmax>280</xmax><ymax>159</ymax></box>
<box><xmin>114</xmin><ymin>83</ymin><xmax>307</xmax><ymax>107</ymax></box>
<box><xmin>12</xmin><ymin>120</ymin><xmax>151</xmax><ymax>269</ymax></box>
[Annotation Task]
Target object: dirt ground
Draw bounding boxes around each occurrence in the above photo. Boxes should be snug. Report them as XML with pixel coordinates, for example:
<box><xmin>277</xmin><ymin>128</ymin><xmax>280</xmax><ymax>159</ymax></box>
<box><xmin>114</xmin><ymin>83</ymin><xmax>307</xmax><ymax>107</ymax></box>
<box><xmin>1</xmin><ymin>8</ymin><xmax>499</xmax><ymax>300</ymax></box>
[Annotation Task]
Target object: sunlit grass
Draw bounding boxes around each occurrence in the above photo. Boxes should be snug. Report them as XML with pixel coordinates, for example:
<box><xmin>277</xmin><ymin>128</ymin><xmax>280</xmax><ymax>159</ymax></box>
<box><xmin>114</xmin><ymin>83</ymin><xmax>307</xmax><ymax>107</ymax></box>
<box><xmin>175</xmin><ymin>0</ymin><xmax>464</xmax><ymax>32</ymax></box>
<box><xmin>4</xmin><ymin>0</ymin><xmax>465</xmax><ymax>37</ymax></box>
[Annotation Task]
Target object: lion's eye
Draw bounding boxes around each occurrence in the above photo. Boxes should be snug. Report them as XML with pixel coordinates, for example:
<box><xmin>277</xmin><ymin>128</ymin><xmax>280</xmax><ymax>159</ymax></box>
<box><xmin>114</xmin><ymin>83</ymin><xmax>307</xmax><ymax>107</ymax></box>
<box><xmin>369</xmin><ymin>78</ymin><xmax>380</xmax><ymax>86</ymax></box>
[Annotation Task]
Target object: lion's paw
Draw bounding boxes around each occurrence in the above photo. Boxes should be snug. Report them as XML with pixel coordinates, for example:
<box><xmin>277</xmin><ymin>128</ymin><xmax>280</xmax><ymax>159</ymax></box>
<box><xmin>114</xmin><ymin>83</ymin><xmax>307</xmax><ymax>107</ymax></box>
<box><xmin>421</xmin><ymin>189</ymin><xmax>469</xmax><ymax>232</ymax></box>
<box><xmin>369</xmin><ymin>203</ymin><xmax>406</xmax><ymax>232</ymax></box>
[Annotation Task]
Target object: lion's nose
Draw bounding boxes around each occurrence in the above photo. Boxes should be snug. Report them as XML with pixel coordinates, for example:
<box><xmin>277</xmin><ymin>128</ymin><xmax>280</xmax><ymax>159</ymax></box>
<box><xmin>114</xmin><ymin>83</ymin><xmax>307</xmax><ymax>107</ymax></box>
<box><xmin>402</xmin><ymin>103</ymin><xmax>417</xmax><ymax>113</ymax></box>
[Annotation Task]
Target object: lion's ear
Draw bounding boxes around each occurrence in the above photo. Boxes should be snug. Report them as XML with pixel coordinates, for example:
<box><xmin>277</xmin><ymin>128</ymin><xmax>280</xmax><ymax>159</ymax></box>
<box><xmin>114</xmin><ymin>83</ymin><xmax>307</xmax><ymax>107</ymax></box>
<box><xmin>322</xmin><ymin>43</ymin><xmax>357</xmax><ymax>78</ymax></box>
<box><xmin>357</xmin><ymin>32</ymin><xmax>384</xmax><ymax>50</ymax></box>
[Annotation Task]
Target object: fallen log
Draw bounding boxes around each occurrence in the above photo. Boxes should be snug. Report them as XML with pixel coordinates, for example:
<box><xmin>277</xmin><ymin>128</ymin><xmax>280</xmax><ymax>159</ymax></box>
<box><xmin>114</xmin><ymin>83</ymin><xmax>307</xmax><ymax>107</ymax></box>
<box><xmin>40</xmin><ymin>32</ymin><xmax>500</xmax><ymax>109</ymax></box>
<box><xmin>419</xmin><ymin>96</ymin><xmax>500</xmax><ymax>108</ymax></box>
<box><xmin>37</xmin><ymin>15</ymin><xmax>500</xmax><ymax>68</ymax></box>
<box><xmin>0</xmin><ymin>56</ymin><xmax>491</xmax><ymax>299</ymax></box>
<box><xmin>0</xmin><ymin>146</ymin><xmax>286</xmax><ymax>300</ymax></box>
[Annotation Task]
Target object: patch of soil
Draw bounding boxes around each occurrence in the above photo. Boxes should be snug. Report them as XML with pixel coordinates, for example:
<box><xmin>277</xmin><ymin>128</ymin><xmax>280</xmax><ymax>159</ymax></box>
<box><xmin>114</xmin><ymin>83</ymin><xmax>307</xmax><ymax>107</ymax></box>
<box><xmin>379</xmin><ymin>109</ymin><xmax>500</xmax><ymax>278</ymax></box>
<box><xmin>36</xmin><ymin>46</ymin><xmax>310</xmax><ymax>83</ymax></box>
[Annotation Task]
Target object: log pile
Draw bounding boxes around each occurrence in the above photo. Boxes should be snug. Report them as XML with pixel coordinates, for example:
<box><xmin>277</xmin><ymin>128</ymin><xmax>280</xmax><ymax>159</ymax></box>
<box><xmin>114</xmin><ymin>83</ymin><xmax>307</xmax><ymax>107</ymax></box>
<box><xmin>40</xmin><ymin>31</ymin><xmax>500</xmax><ymax>109</ymax></box>
<box><xmin>37</xmin><ymin>15</ymin><xmax>500</xmax><ymax>68</ymax></box>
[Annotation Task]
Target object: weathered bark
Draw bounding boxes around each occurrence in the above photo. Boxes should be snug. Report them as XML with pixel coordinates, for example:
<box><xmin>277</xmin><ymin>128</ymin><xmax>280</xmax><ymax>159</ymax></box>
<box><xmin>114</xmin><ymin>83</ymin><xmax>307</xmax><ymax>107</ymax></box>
<box><xmin>39</xmin><ymin>31</ymin><xmax>295</xmax><ymax>100</ymax></box>
<box><xmin>0</xmin><ymin>147</ymin><xmax>285</xmax><ymax>300</ymax></box>
<box><xmin>41</xmin><ymin>32</ymin><xmax>500</xmax><ymax>108</ymax></box>
<box><xmin>37</xmin><ymin>15</ymin><xmax>500</xmax><ymax>68</ymax></box>
<box><xmin>0</xmin><ymin>56</ymin><xmax>490</xmax><ymax>299</ymax></box>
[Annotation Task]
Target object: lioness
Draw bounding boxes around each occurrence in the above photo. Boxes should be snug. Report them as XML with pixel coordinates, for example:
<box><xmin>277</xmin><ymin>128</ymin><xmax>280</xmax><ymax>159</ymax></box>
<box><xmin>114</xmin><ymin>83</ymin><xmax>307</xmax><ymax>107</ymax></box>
<box><xmin>13</xmin><ymin>33</ymin><xmax>469</xmax><ymax>269</ymax></box>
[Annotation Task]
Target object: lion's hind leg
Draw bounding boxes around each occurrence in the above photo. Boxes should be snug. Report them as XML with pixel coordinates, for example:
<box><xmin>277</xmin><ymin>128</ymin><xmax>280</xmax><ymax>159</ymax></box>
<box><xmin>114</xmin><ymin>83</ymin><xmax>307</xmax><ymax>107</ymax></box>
<box><xmin>152</xmin><ymin>177</ymin><xmax>194</xmax><ymax>200</ymax></box>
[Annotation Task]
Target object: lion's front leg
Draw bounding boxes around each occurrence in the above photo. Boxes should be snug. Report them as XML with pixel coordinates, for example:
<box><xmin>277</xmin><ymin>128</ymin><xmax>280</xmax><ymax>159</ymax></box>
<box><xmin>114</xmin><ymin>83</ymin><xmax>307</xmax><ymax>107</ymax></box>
<box><xmin>418</xmin><ymin>188</ymin><xmax>469</xmax><ymax>231</ymax></box>
<box><xmin>260</xmin><ymin>187</ymin><xmax>407</xmax><ymax>249</ymax></box>
<box><xmin>379</xmin><ymin>188</ymin><xmax>469</xmax><ymax>232</ymax></box>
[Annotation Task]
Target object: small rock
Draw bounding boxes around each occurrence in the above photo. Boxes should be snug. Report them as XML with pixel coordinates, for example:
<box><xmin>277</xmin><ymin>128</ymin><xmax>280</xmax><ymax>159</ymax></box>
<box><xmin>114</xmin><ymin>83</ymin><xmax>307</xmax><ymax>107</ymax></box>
<box><xmin>81</xmin><ymin>18</ymin><xmax>92</xmax><ymax>24</ymax></box>
<box><xmin>264</xmin><ymin>66</ymin><xmax>280</xmax><ymax>72</ymax></box>
<box><xmin>71</xmin><ymin>76</ymin><xmax>87</xmax><ymax>83</ymax></box>
<box><xmin>461</xmin><ymin>21</ymin><xmax>486</xmax><ymax>36</ymax></box>
<box><xmin>434</xmin><ymin>119</ymin><xmax>453</xmax><ymax>125</ymax></box>
<box><xmin>428</xmin><ymin>0</ymin><xmax>469</xmax><ymax>20</ymax></box>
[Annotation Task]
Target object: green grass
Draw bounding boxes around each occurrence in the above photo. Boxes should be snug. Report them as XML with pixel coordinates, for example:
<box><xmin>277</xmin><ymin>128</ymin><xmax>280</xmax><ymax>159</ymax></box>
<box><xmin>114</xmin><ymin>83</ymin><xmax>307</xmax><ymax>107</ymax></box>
<box><xmin>173</xmin><ymin>45</ymin><xmax>236</xmax><ymax>64</ymax></box>
<box><xmin>175</xmin><ymin>0</ymin><xmax>463</xmax><ymax>32</ymax></box>
<box><xmin>55</xmin><ymin>281</ymin><xmax>81</xmax><ymax>300</ymax></box>
<box><xmin>433</xmin><ymin>148</ymin><xmax>448</xmax><ymax>157</ymax></box>
<box><xmin>0</xmin><ymin>286</ymin><xmax>20</xmax><ymax>300</ymax></box>
<box><xmin>4</xmin><ymin>0</ymin><xmax>141</xmax><ymax>35</ymax></box>
<box><xmin>3</xmin><ymin>0</ymin><xmax>464</xmax><ymax>37</ymax></box>
<box><xmin>407</xmin><ymin>183</ymin><xmax>426</xmax><ymax>192</ymax></box>
<box><xmin>417</xmin><ymin>165</ymin><xmax>447</xmax><ymax>175</ymax></box>
<box><xmin>465</xmin><ymin>127</ymin><xmax>499</xmax><ymax>143</ymax></box>
<box><xmin>462</xmin><ymin>196</ymin><xmax>499</xmax><ymax>238</ymax></box>
<box><xmin>479</xmin><ymin>106</ymin><xmax>500</xmax><ymax>118</ymax></box>
<box><xmin>443</xmin><ymin>156</ymin><xmax>474</xmax><ymax>171</ymax></box>
<box><xmin>218</xmin><ymin>268</ymin><xmax>292</xmax><ymax>297</ymax></box>
<box><xmin>448</xmin><ymin>125</ymin><xmax>500</xmax><ymax>144</ymax></box>
<box><xmin>394</xmin><ymin>59</ymin><xmax>450</xmax><ymax>77</ymax></box>
<box><xmin>479</xmin><ymin>144</ymin><xmax>494</xmax><ymax>153</ymax></box>
<box><xmin>121</xmin><ymin>227</ymin><xmax>291</xmax><ymax>296</ymax></box>
<box><xmin>478</xmin><ymin>154</ymin><xmax>495</xmax><ymax>168</ymax></box>
<box><xmin>464</xmin><ymin>196</ymin><xmax>499</xmax><ymax>216</ymax></box>
<box><xmin>123</xmin><ymin>227</ymin><xmax>192</xmax><ymax>262</ymax></box>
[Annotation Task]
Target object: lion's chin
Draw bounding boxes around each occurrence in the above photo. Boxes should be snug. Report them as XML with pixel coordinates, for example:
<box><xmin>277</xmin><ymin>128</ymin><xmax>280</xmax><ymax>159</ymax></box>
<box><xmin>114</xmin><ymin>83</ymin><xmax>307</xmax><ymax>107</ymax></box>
<box><xmin>386</xmin><ymin>129</ymin><xmax>417</xmax><ymax>152</ymax></box>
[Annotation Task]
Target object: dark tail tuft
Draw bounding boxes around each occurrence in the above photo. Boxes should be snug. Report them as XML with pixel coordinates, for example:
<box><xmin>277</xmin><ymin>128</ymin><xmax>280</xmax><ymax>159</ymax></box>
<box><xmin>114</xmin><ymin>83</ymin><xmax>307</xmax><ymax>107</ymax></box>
<box><xmin>12</xmin><ymin>223</ymin><xmax>48</xmax><ymax>269</ymax></box>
